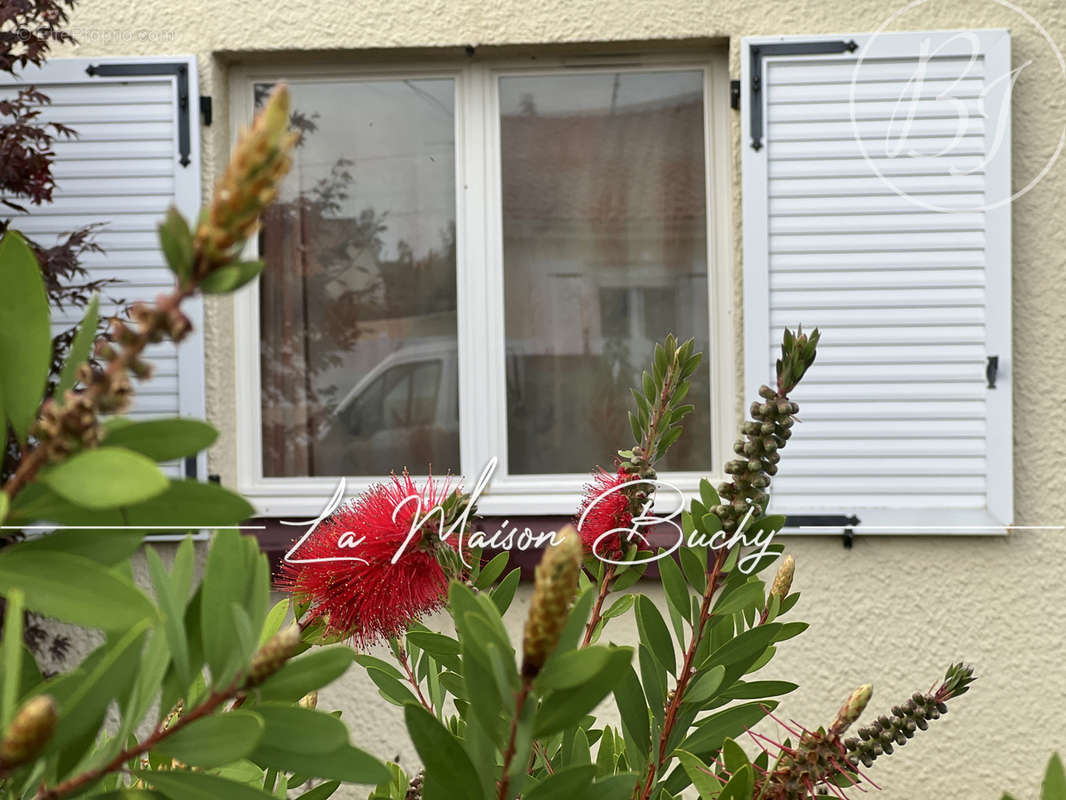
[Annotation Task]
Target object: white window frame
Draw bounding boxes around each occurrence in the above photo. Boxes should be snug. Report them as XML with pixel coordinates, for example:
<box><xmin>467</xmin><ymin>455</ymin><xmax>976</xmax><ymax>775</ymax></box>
<box><xmin>229</xmin><ymin>50</ymin><xmax>734</xmax><ymax>517</ymax></box>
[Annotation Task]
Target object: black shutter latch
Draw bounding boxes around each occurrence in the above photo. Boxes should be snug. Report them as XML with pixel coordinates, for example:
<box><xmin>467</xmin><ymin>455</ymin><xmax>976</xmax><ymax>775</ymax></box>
<box><xmin>987</xmin><ymin>355</ymin><xmax>999</xmax><ymax>389</ymax></box>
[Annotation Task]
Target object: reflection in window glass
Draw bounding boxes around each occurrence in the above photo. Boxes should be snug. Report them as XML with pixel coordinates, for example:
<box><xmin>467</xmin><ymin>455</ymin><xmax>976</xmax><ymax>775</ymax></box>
<box><xmin>500</xmin><ymin>70</ymin><xmax>712</xmax><ymax>474</ymax></box>
<box><xmin>256</xmin><ymin>79</ymin><xmax>460</xmax><ymax>477</ymax></box>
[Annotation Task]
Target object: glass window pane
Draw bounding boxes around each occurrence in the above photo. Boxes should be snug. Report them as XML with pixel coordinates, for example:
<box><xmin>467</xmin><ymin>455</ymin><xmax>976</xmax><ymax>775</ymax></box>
<box><xmin>499</xmin><ymin>70</ymin><xmax>712</xmax><ymax>474</ymax></box>
<box><xmin>257</xmin><ymin>79</ymin><xmax>459</xmax><ymax>477</ymax></box>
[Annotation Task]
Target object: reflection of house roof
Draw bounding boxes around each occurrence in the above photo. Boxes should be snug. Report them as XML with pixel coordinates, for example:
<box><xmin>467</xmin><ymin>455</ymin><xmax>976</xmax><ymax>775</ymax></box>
<box><xmin>500</xmin><ymin>97</ymin><xmax>706</xmax><ymax>232</ymax></box>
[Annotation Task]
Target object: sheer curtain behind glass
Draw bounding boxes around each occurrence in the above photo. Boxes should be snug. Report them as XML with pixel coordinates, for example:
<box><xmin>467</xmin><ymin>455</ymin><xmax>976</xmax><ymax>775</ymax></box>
<box><xmin>500</xmin><ymin>70</ymin><xmax>712</xmax><ymax>474</ymax></box>
<box><xmin>256</xmin><ymin>79</ymin><xmax>459</xmax><ymax>477</ymax></box>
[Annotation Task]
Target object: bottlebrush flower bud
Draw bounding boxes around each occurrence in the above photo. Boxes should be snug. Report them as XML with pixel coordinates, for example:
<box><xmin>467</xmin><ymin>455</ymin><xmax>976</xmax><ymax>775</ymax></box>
<box><xmin>195</xmin><ymin>84</ymin><xmax>298</xmax><ymax>273</ymax></box>
<box><xmin>759</xmin><ymin>385</ymin><xmax>776</xmax><ymax>400</ymax></box>
<box><xmin>770</xmin><ymin>554</ymin><xmax>794</xmax><ymax>600</ymax></box>
<box><xmin>246</xmin><ymin>624</ymin><xmax>302</xmax><ymax>687</ymax></box>
<box><xmin>0</xmin><ymin>695</ymin><xmax>57</xmax><ymax>768</ymax></box>
<box><xmin>522</xmin><ymin>527</ymin><xmax>582</xmax><ymax>677</ymax></box>
<box><xmin>831</xmin><ymin>684</ymin><xmax>872</xmax><ymax>734</ymax></box>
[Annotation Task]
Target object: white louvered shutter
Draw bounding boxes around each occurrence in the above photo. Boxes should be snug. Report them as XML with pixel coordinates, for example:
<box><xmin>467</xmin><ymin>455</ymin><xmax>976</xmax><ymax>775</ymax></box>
<box><xmin>1</xmin><ymin>57</ymin><xmax>205</xmax><ymax>478</ymax></box>
<box><xmin>742</xmin><ymin>30</ymin><xmax>1012</xmax><ymax>532</ymax></box>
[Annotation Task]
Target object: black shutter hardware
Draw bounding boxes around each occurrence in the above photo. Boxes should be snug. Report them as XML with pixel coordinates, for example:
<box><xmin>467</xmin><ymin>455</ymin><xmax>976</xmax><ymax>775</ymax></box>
<box><xmin>86</xmin><ymin>61</ymin><xmax>193</xmax><ymax>167</ymax></box>
<box><xmin>783</xmin><ymin>514</ymin><xmax>861</xmax><ymax>549</ymax></box>
<box><xmin>748</xmin><ymin>40</ymin><xmax>858</xmax><ymax>150</ymax></box>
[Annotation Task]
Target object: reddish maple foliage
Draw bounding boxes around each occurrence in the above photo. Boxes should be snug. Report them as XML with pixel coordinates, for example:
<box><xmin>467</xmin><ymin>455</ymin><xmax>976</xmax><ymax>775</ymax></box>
<box><xmin>279</xmin><ymin>473</ymin><xmax>463</xmax><ymax>647</ymax></box>
<box><xmin>575</xmin><ymin>467</ymin><xmax>635</xmax><ymax>557</ymax></box>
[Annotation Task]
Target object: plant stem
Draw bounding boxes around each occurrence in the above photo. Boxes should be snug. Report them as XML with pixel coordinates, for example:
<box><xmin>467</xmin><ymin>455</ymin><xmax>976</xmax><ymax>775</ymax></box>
<box><xmin>35</xmin><ymin>675</ymin><xmax>242</xmax><ymax>800</ymax></box>
<box><xmin>395</xmin><ymin>646</ymin><xmax>433</xmax><ymax>713</ymax></box>
<box><xmin>636</xmin><ymin>550</ymin><xmax>728</xmax><ymax>800</ymax></box>
<box><xmin>532</xmin><ymin>740</ymin><xmax>555</xmax><ymax>775</ymax></box>
<box><xmin>497</xmin><ymin>679</ymin><xmax>531</xmax><ymax>800</ymax></box>
<box><xmin>581</xmin><ymin>563</ymin><xmax>617</xmax><ymax>647</ymax></box>
<box><xmin>2</xmin><ymin>285</ymin><xmax>193</xmax><ymax>503</ymax></box>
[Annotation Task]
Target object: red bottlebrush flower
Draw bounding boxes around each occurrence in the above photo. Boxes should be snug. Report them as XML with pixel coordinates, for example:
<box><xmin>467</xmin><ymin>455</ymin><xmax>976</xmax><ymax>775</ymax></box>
<box><xmin>575</xmin><ymin>466</ymin><xmax>634</xmax><ymax>557</ymax></box>
<box><xmin>279</xmin><ymin>473</ymin><xmax>464</xmax><ymax>647</ymax></box>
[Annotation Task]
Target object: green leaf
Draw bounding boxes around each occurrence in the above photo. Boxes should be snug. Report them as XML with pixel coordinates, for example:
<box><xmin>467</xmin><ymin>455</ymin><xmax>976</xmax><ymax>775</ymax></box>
<box><xmin>90</xmin><ymin>792</ymin><xmax>170</xmax><ymax>799</ymax></box>
<box><xmin>0</xmin><ymin>550</ymin><xmax>156</xmax><ymax>630</ymax></box>
<box><xmin>679</xmin><ymin>701</ymin><xmax>777</xmax><ymax>756</ymax></box>
<box><xmin>537</xmin><ymin>646</ymin><xmax>614</xmax><ymax>692</ymax></box>
<box><xmin>200</xmin><ymin>260</ymin><xmax>265</xmax><ymax>294</ymax></box>
<box><xmin>0</xmin><ymin>230</ymin><xmax>50</xmax><ymax>442</ymax></box>
<box><xmin>638</xmin><ymin>644</ymin><xmax>667</xmax><ymax>720</ymax></box>
<box><xmin>720</xmin><ymin>680</ymin><xmax>798</xmax><ymax>700</ymax></box>
<box><xmin>535</xmin><ymin>647</ymin><xmax>632</xmax><ymax>737</ymax></box>
<box><xmin>352</xmin><ymin>653</ymin><xmax>404</xmax><ymax>682</ymax></box>
<box><xmin>524</xmin><ymin>765</ymin><xmax>596</xmax><ymax>800</ymax></box>
<box><xmin>614</xmin><ymin>665</ymin><xmax>650</xmax><ymax>761</ymax></box>
<box><xmin>134</xmin><ymin>769</ymin><xmax>276</xmax><ymax>800</ymax></box>
<box><xmin>15</xmin><ymin>529</ymin><xmax>144</xmax><ymax>565</ymax></box>
<box><xmin>1</xmin><ymin>588</ymin><xmax>24</xmax><ymax>730</ymax></box>
<box><xmin>635</xmin><ymin>595</ymin><xmax>675</xmax><ymax>675</ymax></box>
<box><xmin>255</xmin><ymin>647</ymin><xmax>355</xmax><ymax>701</ymax></box>
<box><xmin>253</xmin><ymin>722</ymin><xmax>387</xmax><ymax>784</ymax></box>
<box><xmin>201</xmin><ymin>531</ymin><xmax>244</xmax><ymax>683</ymax></box>
<box><xmin>405</xmin><ymin>631</ymin><xmax>461</xmax><ymax>660</ymax></box>
<box><xmin>41</xmin><ymin>447</ymin><xmax>168</xmax><ymax>509</ymax></box>
<box><xmin>1044</xmin><ymin>754</ymin><xmax>1066</xmax><ymax>800</ymax></box>
<box><xmin>258</xmin><ymin>599</ymin><xmax>290</xmax><ymax>648</ymax></box>
<box><xmin>704</xmin><ymin>624</ymin><xmax>782</xmax><ymax>687</ymax></box>
<box><xmin>54</xmin><ymin>294</ymin><xmax>99</xmax><ymax>402</ymax></box>
<box><xmin>719</xmin><ymin>763</ymin><xmax>753</xmax><ymax>800</ymax></box>
<box><xmin>658</xmin><ymin>554</ymin><xmax>691</xmax><ymax>626</ymax></box>
<box><xmin>404</xmin><ymin>704</ymin><xmax>484</xmax><ymax>799</ymax></box>
<box><xmin>367</xmin><ymin>666</ymin><xmax>418</xmax><ymax>707</ymax></box>
<box><xmin>146</xmin><ymin>546</ymin><xmax>191</xmax><ymax>690</ymax></box>
<box><xmin>678</xmin><ymin>545</ymin><xmax>706</xmax><ymax>593</ymax></box>
<box><xmin>474</xmin><ymin>551</ymin><xmax>510</xmax><ymax>589</ymax></box>
<box><xmin>682</xmin><ymin>665</ymin><xmax>725</xmax><ymax>707</ymax></box>
<box><xmin>159</xmin><ymin>206</ymin><xmax>194</xmax><ymax>284</ymax></box>
<box><xmin>295</xmin><ymin>781</ymin><xmax>342</xmax><ymax>800</ymax></box>
<box><xmin>253</xmin><ymin>703</ymin><xmax>349</xmax><ymax>755</ymax></box>
<box><xmin>587</xmin><ymin>775</ymin><xmax>643</xmax><ymax>800</ymax></box>
<box><xmin>713</xmin><ymin>581</ymin><xmax>765</xmax><ymax>618</ymax></box>
<box><xmin>10</xmin><ymin>478</ymin><xmax>254</xmax><ymax>530</ymax></box>
<box><xmin>154</xmin><ymin>710</ymin><xmax>264</xmax><ymax>768</ymax></box>
<box><xmin>698</xmin><ymin>479</ymin><xmax>720</xmax><ymax>510</ymax></box>
<box><xmin>676</xmin><ymin>750</ymin><xmax>724</xmax><ymax>798</ymax></box>
<box><xmin>721</xmin><ymin>738</ymin><xmax>749</xmax><ymax>774</ymax></box>
<box><xmin>47</xmin><ymin>621</ymin><xmax>149</xmax><ymax>756</ymax></box>
<box><xmin>102</xmin><ymin>418</ymin><xmax>218</xmax><ymax>463</ymax></box>
<box><xmin>490</xmin><ymin>567</ymin><xmax>521</xmax><ymax>613</ymax></box>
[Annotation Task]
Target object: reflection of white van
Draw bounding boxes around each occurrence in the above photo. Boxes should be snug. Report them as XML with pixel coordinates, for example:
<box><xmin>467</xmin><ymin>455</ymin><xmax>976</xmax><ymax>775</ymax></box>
<box><xmin>315</xmin><ymin>339</ymin><xmax>459</xmax><ymax>476</ymax></box>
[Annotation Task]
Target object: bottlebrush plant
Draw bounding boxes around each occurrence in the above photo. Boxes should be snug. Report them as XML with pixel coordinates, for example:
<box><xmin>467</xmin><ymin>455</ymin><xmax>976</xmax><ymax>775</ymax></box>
<box><xmin>0</xmin><ymin>78</ymin><xmax>979</xmax><ymax>800</ymax></box>
<box><xmin>284</xmin><ymin>333</ymin><xmax>977</xmax><ymax>800</ymax></box>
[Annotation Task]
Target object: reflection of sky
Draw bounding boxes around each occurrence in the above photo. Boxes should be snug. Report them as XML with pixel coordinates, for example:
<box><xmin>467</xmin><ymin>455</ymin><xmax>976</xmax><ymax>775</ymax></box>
<box><xmin>498</xmin><ymin>70</ymin><xmax>702</xmax><ymax>116</ymax></box>
<box><xmin>271</xmin><ymin>79</ymin><xmax>456</xmax><ymax>262</ymax></box>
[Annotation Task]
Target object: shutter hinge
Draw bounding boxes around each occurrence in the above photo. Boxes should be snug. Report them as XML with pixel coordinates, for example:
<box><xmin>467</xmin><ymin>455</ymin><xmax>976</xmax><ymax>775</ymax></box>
<box><xmin>86</xmin><ymin>61</ymin><xmax>194</xmax><ymax>167</ymax></box>
<box><xmin>730</xmin><ymin>79</ymin><xmax>740</xmax><ymax>110</ymax></box>
<box><xmin>200</xmin><ymin>95</ymin><xmax>213</xmax><ymax>126</ymax></box>
<box><xmin>986</xmin><ymin>355</ymin><xmax>999</xmax><ymax>388</ymax></box>
<box><xmin>784</xmin><ymin>514</ymin><xmax>861</xmax><ymax>549</ymax></box>
<box><xmin>747</xmin><ymin>39</ymin><xmax>858</xmax><ymax>150</ymax></box>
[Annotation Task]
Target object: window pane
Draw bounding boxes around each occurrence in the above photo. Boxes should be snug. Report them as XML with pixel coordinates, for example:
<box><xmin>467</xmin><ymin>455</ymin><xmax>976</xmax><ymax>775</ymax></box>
<box><xmin>257</xmin><ymin>79</ymin><xmax>459</xmax><ymax>477</ymax></box>
<box><xmin>499</xmin><ymin>70</ymin><xmax>712</xmax><ymax>474</ymax></box>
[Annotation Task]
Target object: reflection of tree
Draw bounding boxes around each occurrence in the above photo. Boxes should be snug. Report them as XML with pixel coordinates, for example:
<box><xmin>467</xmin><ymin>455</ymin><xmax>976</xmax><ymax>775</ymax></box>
<box><xmin>256</xmin><ymin>91</ymin><xmax>457</xmax><ymax>474</ymax></box>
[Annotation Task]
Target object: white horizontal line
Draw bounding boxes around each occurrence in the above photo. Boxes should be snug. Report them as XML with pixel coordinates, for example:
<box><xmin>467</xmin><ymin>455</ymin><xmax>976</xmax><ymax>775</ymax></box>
<box><xmin>4</xmin><ymin>525</ymin><xmax>267</xmax><ymax>530</ymax></box>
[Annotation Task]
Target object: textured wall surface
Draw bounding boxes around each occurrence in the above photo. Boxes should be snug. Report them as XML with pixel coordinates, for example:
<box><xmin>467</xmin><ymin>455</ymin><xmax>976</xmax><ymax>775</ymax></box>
<box><xmin>49</xmin><ymin>0</ymin><xmax>1066</xmax><ymax>797</ymax></box>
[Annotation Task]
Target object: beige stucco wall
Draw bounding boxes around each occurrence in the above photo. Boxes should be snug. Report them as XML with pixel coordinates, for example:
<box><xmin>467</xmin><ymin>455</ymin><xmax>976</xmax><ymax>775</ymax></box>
<box><xmin>49</xmin><ymin>0</ymin><xmax>1066</xmax><ymax>797</ymax></box>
